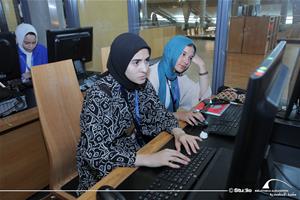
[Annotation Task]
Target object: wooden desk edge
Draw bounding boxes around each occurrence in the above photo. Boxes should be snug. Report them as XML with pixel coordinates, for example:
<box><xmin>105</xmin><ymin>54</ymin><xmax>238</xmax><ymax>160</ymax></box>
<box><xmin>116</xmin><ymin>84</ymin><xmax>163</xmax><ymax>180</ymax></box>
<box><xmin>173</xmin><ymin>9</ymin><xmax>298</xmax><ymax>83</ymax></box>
<box><xmin>0</xmin><ymin>107</ymin><xmax>39</xmax><ymax>133</ymax></box>
<box><xmin>78</xmin><ymin>132</ymin><xmax>172</xmax><ymax>200</ymax></box>
<box><xmin>78</xmin><ymin>121</ymin><xmax>186</xmax><ymax>200</ymax></box>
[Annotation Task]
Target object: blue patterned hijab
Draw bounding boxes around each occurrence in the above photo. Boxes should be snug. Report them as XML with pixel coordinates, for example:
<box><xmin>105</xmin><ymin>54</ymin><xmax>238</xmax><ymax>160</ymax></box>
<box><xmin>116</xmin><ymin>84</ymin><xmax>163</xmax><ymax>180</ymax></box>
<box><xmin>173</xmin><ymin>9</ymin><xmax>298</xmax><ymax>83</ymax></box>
<box><xmin>158</xmin><ymin>35</ymin><xmax>195</xmax><ymax>112</ymax></box>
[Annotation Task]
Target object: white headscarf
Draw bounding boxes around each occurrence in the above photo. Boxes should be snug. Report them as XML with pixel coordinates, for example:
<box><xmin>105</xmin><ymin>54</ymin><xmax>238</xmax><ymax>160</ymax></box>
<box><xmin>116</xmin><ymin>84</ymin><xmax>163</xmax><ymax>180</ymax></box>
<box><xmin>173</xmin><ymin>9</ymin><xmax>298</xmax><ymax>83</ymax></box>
<box><xmin>15</xmin><ymin>23</ymin><xmax>38</xmax><ymax>53</ymax></box>
<box><xmin>15</xmin><ymin>23</ymin><xmax>39</xmax><ymax>71</ymax></box>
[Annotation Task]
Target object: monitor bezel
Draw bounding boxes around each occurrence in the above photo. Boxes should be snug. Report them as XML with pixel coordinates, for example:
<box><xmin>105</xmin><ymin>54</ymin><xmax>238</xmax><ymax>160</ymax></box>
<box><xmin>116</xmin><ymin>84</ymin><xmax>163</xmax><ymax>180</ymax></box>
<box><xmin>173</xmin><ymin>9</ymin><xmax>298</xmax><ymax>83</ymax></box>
<box><xmin>0</xmin><ymin>32</ymin><xmax>21</xmax><ymax>83</ymax></box>
<box><xmin>224</xmin><ymin>41</ymin><xmax>288</xmax><ymax>199</ymax></box>
<box><xmin>284</xmin><ymin>48</ymin><xmax>300</xmax><ymax>120</ymax></box>
<box><xmin>46</xmin><ymin>26</ymin><xmax>93</xmax><ymax>64</ymax></box>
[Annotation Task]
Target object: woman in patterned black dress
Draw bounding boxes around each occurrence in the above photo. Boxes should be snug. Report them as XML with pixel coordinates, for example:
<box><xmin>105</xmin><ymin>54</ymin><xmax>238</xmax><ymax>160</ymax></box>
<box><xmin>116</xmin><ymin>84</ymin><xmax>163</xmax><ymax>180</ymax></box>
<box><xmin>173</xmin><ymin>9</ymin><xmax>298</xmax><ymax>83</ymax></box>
<box><xmin>76</xmin><ymin>33</ymin><xmax>201</xmax><ymax>193</ymax></box>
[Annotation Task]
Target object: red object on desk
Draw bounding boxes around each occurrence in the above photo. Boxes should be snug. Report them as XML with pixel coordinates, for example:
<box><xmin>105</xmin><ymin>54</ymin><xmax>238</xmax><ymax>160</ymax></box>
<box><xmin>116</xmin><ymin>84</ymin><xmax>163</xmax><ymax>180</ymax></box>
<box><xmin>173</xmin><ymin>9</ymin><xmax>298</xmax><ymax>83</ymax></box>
<box><xmin>194</xmin><ymin>101</ymin><xmax>230</xmax><ymax>117</ymax></box>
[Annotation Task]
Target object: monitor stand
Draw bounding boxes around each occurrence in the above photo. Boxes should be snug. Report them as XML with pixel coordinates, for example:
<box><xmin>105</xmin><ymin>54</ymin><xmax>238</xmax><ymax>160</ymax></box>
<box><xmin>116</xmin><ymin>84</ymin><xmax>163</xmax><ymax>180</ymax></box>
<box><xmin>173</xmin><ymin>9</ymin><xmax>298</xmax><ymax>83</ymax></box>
<box><xmin>272</xmin><ymin>115</ymin><xmax>300</xmax><ymax>149</ymax></box>
<box><xmin>73</xmin><ymin>60</ymin><xmax>102</xmax><ymax>91</ymax></box>
<box><xmin>288</xmin><ymin>105</ymin><xmax>300</xmax><ymax>122</ymax></box>
<box><xmin>73</xmin><ymin>60</ymin><xmax>86</xmax><ymax>79</ymax></box>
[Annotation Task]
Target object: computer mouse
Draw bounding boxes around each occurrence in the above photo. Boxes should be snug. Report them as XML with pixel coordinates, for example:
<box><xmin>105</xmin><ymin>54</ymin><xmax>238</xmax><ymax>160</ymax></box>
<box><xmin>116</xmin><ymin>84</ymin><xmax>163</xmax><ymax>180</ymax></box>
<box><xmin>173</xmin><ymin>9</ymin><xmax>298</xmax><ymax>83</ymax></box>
<box><xmin>96</xmin><ymin>185</ymin><xmax>126</xmax><ymax>200</ymax></box>
<box><xmin>199</xmin><ymin>131</ymin><xmax>208</xmax><ymax>140</ymax></box>
<box><xmin>196</xmin><ymin>119</ymin><xmax>209</xmax><ymax>127</ymax></box>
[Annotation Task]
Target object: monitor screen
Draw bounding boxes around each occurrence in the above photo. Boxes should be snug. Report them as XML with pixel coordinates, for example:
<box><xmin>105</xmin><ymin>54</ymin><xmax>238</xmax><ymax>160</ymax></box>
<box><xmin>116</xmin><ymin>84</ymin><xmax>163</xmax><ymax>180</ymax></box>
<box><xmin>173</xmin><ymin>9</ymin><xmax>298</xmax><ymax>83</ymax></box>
<box><xmin>46</xmin><ymin>27</ymin><xmax>93</xmax><ymax>75</ymax></box>
<box><xmin>225</xmin><ymin>41</ymin><xmax>289</xmax><ymax>199</ymax></box>
<box><xmin>0</xmin><ymin>32</ymin><xmax>21</xmax><ymax>83</ymax></box>
<box><xmin>284</xmin><ymin>48</ymin><xmax>300</xmax><ymax>120</ymax></box>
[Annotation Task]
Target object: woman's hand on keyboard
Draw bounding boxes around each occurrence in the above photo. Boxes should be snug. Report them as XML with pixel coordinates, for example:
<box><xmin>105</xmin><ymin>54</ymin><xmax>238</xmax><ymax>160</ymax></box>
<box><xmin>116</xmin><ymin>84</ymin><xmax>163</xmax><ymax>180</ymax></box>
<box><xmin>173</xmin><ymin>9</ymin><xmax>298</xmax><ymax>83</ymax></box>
<box><xmin>172</xmin><ymin>128</ymin><xmax>201</xmax><ymax>155</ymax></box>
<box><xmin>174</xmin><ymin>111</ymin><xmax>205</xmax><ymax>126</ymax></box>
<box><xmin>135</xmin><ymin>149</ymin><xmax>191</xmax><ymax>168</ymax></box>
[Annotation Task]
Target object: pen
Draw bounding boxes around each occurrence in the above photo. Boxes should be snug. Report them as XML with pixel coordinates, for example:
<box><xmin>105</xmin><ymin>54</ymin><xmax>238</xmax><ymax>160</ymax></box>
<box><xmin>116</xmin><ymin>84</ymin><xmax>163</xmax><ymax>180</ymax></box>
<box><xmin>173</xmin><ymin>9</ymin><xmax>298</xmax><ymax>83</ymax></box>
<box><xmin>230</xmin><ymin>101</ymin><xmax>242</xmax><ymax>105</ymax></box>
<box><xmin>193</xmin><ymin>109</ymin><xmax>207</xmax><ymax>114</ymax></box>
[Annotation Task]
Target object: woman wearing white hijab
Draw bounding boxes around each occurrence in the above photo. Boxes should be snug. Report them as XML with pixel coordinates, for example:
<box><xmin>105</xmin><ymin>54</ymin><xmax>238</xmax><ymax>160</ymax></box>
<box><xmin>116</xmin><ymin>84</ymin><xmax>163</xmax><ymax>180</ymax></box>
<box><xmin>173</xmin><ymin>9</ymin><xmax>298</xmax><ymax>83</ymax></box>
<box><xmin>15</xmin><ymin>23</ymin><xmax>48</xmax><ymax>82</ymax></box>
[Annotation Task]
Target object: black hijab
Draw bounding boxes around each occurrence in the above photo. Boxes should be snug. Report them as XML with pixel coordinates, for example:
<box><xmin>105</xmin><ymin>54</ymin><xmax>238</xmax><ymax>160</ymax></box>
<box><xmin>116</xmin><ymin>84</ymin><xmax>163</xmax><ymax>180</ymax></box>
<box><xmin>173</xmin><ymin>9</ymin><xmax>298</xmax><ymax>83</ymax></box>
<box><xmin>107</xmin><ymin>33</ymin><xmax>151</xmax><ymax>90</ymax></box>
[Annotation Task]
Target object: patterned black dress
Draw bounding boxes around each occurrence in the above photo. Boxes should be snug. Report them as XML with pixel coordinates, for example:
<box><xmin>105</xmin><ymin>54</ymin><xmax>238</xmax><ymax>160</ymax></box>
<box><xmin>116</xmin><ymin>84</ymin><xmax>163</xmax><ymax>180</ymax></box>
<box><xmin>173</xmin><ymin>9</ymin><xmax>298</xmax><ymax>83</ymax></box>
<box><xmin>76</xmin><ymin>74</ymin><xmax>178</xmax><ymax>191</ymax></box>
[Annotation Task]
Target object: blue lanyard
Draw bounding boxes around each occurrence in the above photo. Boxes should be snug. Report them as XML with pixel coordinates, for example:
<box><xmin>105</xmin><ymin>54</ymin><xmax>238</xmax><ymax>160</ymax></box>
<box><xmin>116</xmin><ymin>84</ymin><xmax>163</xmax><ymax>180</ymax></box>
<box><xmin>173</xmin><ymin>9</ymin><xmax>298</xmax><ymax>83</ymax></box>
<box><xmin>166</xmin><ymin>80</ymin><xmax>177</xmax><ymax>112</ymax></box>
<box><xmin>120</xmin><ymin>86</ymin><xmax>144</xmax><ymax>146</ymax></box>
<box><xmin>134</xmin><ymin>90</ymin><xmax>141</xmax><ymax>126</ymax></box>
<box><xmin>120</xmin><ymin>86</ymin><xmax>141</xmax><ymax>127</ymax></box>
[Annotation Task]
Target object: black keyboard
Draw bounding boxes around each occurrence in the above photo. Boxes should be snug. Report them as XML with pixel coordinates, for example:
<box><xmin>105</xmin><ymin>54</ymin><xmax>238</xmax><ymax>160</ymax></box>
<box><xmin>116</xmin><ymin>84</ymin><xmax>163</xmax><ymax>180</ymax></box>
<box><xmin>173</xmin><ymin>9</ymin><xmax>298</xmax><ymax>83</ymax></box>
<box><xmin>205</xmin><ymin>104</ymin><xmax>243</xmax><ymax>137</ymax></box>
<box><xmin>136</xmin><ymin>146</ymin><xmax>217</xmax><ymax>200</ymax></box>
<box><xmin>79</xmin><ymin>73</ymin><xmax>101</xmax><ymax>91</ymax></box>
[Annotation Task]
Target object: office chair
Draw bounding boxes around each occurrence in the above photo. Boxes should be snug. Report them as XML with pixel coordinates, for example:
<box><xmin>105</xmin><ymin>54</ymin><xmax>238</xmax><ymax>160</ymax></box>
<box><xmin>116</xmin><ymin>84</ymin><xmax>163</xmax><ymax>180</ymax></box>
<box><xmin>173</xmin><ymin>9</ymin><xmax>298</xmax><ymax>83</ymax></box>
<box><xmin>31</xmin><ymin>59</ymin><xmax>83</xmax><ymax>199</ymax></box>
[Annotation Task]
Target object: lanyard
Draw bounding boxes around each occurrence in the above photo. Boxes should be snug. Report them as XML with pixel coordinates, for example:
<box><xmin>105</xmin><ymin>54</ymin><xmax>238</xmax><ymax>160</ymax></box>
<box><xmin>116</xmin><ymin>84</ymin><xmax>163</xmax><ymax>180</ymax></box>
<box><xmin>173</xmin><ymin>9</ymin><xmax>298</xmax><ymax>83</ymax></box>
<box><xmin>166</xmin><ymin>80</ymin><xmax>177</xmax><ymax>112</ymax></box>
<box><xmin>120</xmin><ymin>87</ymin><xmax>143</xmax><ymax>143</ymax></box>
<box><xmin>134</xmin><ymin>90</ymin><xmax>141</xmax><ymax>126</ymax></box>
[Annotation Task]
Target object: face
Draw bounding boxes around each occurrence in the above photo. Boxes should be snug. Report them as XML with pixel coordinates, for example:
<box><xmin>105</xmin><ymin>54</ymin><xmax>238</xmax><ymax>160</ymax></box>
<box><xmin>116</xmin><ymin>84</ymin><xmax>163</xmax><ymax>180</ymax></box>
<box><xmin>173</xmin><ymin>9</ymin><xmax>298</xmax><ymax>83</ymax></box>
<box><xmin>22</xmin><ymin>34</ymin><xmax>37</xmax><ymax>53</ymax></box>
<box><xmin>174</xmin><ymin>45</ymin><xmax>195</xmax><ymax>73</ymax></box>
<box><xmin>125</xmin><ymin>48</ymin><xmax>150</xmax><ymax>85</ymax></box>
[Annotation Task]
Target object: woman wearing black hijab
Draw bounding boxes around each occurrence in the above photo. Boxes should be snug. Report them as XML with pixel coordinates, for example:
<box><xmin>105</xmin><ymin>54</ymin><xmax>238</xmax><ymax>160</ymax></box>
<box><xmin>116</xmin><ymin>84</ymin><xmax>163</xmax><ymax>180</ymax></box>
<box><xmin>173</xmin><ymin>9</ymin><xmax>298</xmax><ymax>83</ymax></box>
<box><xmin>76</xmin><ymin>33</ymin><xmax>201</xmax><ymax>192</ymax></box>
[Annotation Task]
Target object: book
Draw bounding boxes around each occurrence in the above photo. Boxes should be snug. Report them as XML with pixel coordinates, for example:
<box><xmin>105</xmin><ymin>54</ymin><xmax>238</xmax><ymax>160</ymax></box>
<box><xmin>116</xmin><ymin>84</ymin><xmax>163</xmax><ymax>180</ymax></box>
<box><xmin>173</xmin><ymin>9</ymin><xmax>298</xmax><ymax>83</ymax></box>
<box><xmin>194</xmin><ymin>102</ymin><xmax>230</xmax><ymax>117</ymax></box>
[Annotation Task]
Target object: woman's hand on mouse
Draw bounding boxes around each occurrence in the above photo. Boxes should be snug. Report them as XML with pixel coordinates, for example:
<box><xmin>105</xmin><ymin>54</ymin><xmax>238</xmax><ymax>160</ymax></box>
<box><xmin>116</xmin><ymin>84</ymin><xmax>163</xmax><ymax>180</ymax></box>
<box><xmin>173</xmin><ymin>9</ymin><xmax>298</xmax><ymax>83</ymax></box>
<box><xmin>174</xmin><ymin>111</ymin><xmax>205</xmax><ymax>126</ymax></box>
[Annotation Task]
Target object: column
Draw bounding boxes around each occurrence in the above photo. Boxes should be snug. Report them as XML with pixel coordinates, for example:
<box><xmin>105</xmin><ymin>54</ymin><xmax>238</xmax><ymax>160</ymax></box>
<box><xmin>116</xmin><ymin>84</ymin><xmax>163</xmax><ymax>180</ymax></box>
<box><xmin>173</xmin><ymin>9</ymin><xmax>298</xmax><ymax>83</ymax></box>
<box><xmin>182</xmin><ymin>2</ymin><xmax>190</xmax><ymax>30</ymax></box>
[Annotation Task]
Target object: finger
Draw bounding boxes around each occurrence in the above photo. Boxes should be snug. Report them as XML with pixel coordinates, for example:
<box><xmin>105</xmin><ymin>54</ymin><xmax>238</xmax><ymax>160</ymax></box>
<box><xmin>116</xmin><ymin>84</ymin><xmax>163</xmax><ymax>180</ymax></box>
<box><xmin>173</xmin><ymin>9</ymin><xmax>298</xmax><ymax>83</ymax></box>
<box><xmin>175</xmin><ymin>139</ymin><xmax>181</xmax><ymax>152</ymax></box>
<box><xmin>170</xmin><ymin>156</ymin><xmax>189</xmax><ymax>165</ymax></box>
<box><xmin>188</xmin><ymin>115</ymin><xmax>198</xmax><ymax>125</ymax></box>
<box><xmin>187</xmin><ymin>139</ymin><xmax>198</xmax><ymax>154</ymax></box>
<box><xmin>168</xmin><ymin>149</ymin><xmax>190</xmax><ymax>161</ymax></box>
<box><xmin>184</xmin><ymin>136</ymin><xmax>198</xmax><ymax>154</ymax></box>
<box><xmin>181</xmin><ymin>139</ymin><xmax>191</xmax><ymax>155</ymax></box>
<box><xmin>175</xmin><ymin>151</ymin><xmax>191</xmax><ymax>162</ymax></box>
<box><xmin>167</xmin><ymin>161</ymin><xmax>180</xmax><ymax>168</ymax></box>
<box><xmin>192</xmin><ymin>137</ymin><xmax>201</xmax><ymax>150</ymax></box>
<box><xmin>186</xmin><ymin>118</ymin><xmax>195</xmax><ymax>126</ymax></box>
<box><xmin>194</xmin><ymin>136</ymin><xmax>202</xmax><ymax>142</ymax></box>
<box><xmin>192</xmin><ymin>112</ymin><xmax>205</xmax><ymax>122</ymax></box>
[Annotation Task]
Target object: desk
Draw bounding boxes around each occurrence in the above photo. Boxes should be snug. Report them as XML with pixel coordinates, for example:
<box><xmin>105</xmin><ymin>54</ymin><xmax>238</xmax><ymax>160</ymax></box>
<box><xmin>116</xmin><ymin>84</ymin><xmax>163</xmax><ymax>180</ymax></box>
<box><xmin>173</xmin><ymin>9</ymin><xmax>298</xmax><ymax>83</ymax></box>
<box><xmin>0</xmin><ymin>107</ymin><xmax>49</xmax><ymax>200</ymax></box>
<box><xmin>77</xmin><ymin>121</ymin><xmax>185</xmax><ymax>200</ymax></box>
<box><xmin>77</xmin><ymin>122</ymin><xmax>235</xmax><ymax>200</ymax></box>
<box><xmin>77</xmin><ymin>132</ymin><xmax>173</xmax><ymax>200</ymax></box>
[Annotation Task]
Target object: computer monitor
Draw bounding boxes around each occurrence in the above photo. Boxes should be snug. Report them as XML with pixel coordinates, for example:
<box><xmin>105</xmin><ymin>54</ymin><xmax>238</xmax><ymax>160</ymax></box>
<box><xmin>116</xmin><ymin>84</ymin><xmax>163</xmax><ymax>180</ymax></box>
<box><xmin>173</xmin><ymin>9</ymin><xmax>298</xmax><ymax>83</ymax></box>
<box><xmin>224</xmin><ymin>41</ymin><xmax>289</xmax><ymax>199</ymax></box>
<box><xmin>46</xmin><ymin>27</ymin><xmax>93</xmax><ymax>76</ymax></box>
<box><xmin>284</xmin><ymin>48</ymin><xmax>300</xmax><ymax>120</ymax></box>
<box><xmin>0</xmin><ymin>32</ymin><xmax>21</xmax><ymax>83</ymax></box>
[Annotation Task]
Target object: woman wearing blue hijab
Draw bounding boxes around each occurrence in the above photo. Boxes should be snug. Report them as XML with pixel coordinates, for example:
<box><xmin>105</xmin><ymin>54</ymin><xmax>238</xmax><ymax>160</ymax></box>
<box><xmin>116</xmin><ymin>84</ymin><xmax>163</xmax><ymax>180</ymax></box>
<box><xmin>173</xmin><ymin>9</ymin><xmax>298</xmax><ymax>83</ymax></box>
<box><xmin>77</xmin><ymin>33</ymin><xmax>201</xmax><ymax>192</ymax></box>
<box><xmin>148</xmin><ymin>35</ymin><xmax>211</xmax><ymax>126</ymax></box>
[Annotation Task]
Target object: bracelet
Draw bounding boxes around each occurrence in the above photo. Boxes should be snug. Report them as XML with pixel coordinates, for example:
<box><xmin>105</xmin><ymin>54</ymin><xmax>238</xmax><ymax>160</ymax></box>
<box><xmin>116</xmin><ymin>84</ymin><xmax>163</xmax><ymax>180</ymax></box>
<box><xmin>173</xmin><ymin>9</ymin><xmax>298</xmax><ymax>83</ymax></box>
<box><xmin>199</xmin><ymin>71</ymin><xmax>208</xmax><ymax>76</ymax></box>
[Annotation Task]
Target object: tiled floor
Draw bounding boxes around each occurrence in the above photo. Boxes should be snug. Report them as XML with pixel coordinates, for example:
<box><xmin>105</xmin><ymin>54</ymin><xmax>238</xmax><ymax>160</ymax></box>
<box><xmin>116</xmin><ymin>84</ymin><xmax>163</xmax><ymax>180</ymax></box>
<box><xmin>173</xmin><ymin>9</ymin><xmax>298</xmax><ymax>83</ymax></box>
<box><xmin>187</xmin><ymin>39</ymin><xmax>300</xmax><ymax>97</ymax></box>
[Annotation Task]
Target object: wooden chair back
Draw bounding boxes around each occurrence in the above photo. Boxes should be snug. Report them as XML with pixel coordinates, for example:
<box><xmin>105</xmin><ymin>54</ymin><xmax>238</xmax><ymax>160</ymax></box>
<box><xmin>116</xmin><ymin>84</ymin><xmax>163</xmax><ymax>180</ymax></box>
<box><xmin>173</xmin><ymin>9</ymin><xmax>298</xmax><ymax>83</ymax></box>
<box><xmin>31</xmin><ymin>60</ymin><xmax>83</xmax><ymax>199</ymax></box>
<box><xmin>101</xmin><ymin>46</ymin><xmax>110</xmax><ymax>72</ymax></box>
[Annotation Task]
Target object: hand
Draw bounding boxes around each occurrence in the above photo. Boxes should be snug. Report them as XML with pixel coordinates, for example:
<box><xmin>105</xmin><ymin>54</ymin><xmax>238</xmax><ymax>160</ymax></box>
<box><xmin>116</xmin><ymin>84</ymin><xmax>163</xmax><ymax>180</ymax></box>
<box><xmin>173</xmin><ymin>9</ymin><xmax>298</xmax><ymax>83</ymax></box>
<box><xmin>136</xmin><ymin>149</ymin><xmax>191</xmax><ymax>168</ymax></box>
<box><xmin>174</xmin><ymin>111</ymin><xmax>205</xmax><ymax>126</ymax></box>
<box><xmin>172</xmin><ymin>128</ymin><xmax>201</xmax><ymax>155</ymax></box>
<box><xmin>22</xmin><ymin>71</ymin><xmax>31</xmax><ymax>79</ymax></box>
<box><xmin>192</xmin><ymin>54</ymin><xmax>207</xmax><ymax>74</ymax></box>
